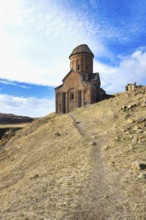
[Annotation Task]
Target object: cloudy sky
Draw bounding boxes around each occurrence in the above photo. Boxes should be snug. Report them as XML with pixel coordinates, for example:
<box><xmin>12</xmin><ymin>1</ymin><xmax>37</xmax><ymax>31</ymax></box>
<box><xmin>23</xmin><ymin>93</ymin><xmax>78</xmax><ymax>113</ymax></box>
<box><xmin>0</xmin><ymin>0</ymin><xmax>146</xmax><ymax>117</ymax></box>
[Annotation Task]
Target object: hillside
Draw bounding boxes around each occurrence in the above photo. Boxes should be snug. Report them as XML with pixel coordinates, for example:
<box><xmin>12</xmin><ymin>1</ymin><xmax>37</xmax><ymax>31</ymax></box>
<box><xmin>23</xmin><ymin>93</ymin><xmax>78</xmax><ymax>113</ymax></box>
<box><xmin>0</xmin><ymin>87</ymin><xmax>146</xmax><ymax>219</ymax></box>
<box><xmin>0</xmin><ymin>114</ymin><xmax>34</xmax><ymax>150</ymax></box>
<box><xmin>0</xmin><ymin>113</ymin><xmax>34</xmax><ymax>124</ymax></box>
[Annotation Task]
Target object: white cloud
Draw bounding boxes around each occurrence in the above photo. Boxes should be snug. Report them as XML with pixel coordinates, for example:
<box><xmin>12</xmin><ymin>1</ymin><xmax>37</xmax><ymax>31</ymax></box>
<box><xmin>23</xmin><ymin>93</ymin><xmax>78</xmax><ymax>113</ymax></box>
<box><xmin>0</xmin><ymin>0</ymin><xmax>110</xmax><ymax>86</ymax></box>
<box><xmin>0</xmin><ymin>94</ymin><xmax>55</xmax><ymax>117</ymax></box>
<box><xmin>0</xmin><ymin>79</ymin><xmax>17</xmax><ymax>86</ymax></box>
<box><xmin>0</xmin><ymin>0</ymin><xmax>146</xmax><ymax>94</ymax></box>
<box><xmin>95</xmin><ymin>49</ymin><xmax>146</xmax><ymax>93</ymax></box>
<box><xmin>0</xmin><ymin>79</ymin><xmax>31</xmax><ymax>89</ymax></box>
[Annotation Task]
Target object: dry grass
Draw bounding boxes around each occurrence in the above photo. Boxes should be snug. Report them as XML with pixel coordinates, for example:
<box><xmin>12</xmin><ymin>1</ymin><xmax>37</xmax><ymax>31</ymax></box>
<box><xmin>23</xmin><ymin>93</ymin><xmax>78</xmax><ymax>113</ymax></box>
<box><xmin>0</xmin><ymin>114</ymin><xmax>92</xmax><ymax>220</ymax></box>
<box><xmin>0</xmin><ymin>87</ymin><xmax>146</xmax><ymax>219</ymax></box>
<box><xmin>71</xmin><ymin>87</ymin><xmax>146</xmax><ymax>219</ymax></box>
<box><xmin>0</xmin><ymin>123</ymin><xmax>31</xmax><ymax>129</ymax></box>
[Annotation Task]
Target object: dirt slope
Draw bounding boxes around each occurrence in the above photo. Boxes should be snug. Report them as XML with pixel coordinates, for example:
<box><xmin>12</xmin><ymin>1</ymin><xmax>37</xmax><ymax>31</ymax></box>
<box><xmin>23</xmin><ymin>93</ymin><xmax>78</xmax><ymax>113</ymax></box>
<box><xmin>0</xmin><ymin>87</ymin><xmax>146</xmax><ymax>220</ymax></box>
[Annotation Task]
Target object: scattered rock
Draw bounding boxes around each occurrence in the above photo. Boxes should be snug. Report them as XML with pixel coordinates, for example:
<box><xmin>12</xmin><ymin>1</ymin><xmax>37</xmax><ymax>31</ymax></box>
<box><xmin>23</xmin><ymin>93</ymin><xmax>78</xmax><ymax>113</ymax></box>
<box><xmin>127</xmin><ymin>118</ymin><xmax>134</xmax><ymax>124</ymax></box>
<box><xmin>30</xmin><ymin>174</ymin><xmax>39</xmax><ymax>180</ymax></box>
<box><xmin>104</xmin><ymin>195</ymin><xmax>109</xmax><ymax>198</ymax></box>
<box><xmin>137</xmin><ymin>96</ymin><xmax>142</xmax><ymax>100</ymax></box>
<box><xmin>129</xmin><ymin>135</ymin><xmax>134</xmax><ymax>139</ymax></box>
<box><xmin>113</xmin><ymin>114</ymin><xmax>118</xmax><ymax>119</ymax></box>
<box><xmin>141</xmin><ymin>102</ymin><xmax>146</xmax><ymax>107</ymax></box>
<box><xmin>133</xmin><ymin>125</ymin><xmax>140</xmax><ymax>131</ymax></box>
<box><xmin>92</xmin><ymin>135</ymin><xmax>97</xmax><ymax>139</ymax></box>
<box><xmin>54</xmin><ymin>132</ymin><xmax>60</xmax><ymax>137</ymax></box>
<box><xmin>131</xmin><ymin>161</ymin><xmax>146</xmax><ymax>171</ymax></box>
<box><xmin>139</xmin><ymin>163</ymin><xmax>146</xmax><ymax>170</ymax></box>
<box><xmin>104</xmin><ymin>145</ymin><xmax>110</xmax><ymax>151</ymax></box>
<box><xmin>89</xmin><ymin>141</ymin><xmax>97</xmax><ymax>146</ymax></box>
<box><xmin>121</xmin><ymin>105</ymin><xmax>127</xmax><ymax>111</ymax></box>
<box><xmin>134</xmin><ymin>92</ymin><xmax>138</xmax><ymax>96</ymax></box>
<box><xmin>124</xmin><ymin>113</ymin><xmax>131</xmax><ymax>119</ymax></box>
<box><xmin>136</xmin><ymin>129</ymin><xmax>143</xmax><ymax>134</ymax></box>
<box><xmin>138</xmin><ymin>173</ymin><xmax>146</xmax><ymax>179</ymax></box>
<box><xmin>129</xmin><ymin>145</ymin><xmax>134</xmax><ymax>150</ymax></box>
<box><xmin>126</xmin><ymin>103</ymin><xmax>137</xmax><ymax>110</ymax></box>
<box><xmin>127</xmin><ymin>105</ymin><xmax>132</xmax><ymax>109</ymax></box>
<box><xmin>136</xmin><ymin>117</ymin><xmax>146</xmax><ymax>123</ymax></box>
<box><xmin>115</xmin><ymin>136</ymin><xmax>120</xmax><ymax>141</ymax></box>
<box><xmin>131</xmin><ymin>137</ymin><xmax>138</xmax><ymax>145</ymax></box>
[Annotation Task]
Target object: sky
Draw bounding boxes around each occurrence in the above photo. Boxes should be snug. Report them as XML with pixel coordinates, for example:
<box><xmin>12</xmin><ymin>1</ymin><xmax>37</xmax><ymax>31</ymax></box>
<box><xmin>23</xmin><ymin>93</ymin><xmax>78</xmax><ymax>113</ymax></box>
<box><xmin>0</xmin><ymin>0</ymin><xmax>146</xmax><ymax>117</ymax></box>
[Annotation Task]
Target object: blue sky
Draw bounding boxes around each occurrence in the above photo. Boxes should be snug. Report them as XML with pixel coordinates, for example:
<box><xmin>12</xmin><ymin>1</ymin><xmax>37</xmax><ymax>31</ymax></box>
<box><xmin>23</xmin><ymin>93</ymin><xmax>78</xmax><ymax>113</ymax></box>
<box><xmin>0</xmin><ymin>0</ymin><xmax>146</xmax><ymax>117</ymax></box>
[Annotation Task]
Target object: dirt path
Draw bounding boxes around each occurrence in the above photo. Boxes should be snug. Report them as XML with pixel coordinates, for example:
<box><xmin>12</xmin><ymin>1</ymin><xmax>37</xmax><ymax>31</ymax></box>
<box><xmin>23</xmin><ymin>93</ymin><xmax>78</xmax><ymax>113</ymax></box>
<box><xmin>69</xmin><ymin>112</ymin><xmax>134</xmax><ymax>220</ymax></box>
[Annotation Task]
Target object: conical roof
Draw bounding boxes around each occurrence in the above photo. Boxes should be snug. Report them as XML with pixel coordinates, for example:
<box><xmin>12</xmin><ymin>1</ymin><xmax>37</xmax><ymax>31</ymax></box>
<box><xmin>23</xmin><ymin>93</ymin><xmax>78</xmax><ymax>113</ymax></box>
<box><xmin>69</xmin><ymin>44</ymin><xmax>94</xmax><ymax>58</ymax></box>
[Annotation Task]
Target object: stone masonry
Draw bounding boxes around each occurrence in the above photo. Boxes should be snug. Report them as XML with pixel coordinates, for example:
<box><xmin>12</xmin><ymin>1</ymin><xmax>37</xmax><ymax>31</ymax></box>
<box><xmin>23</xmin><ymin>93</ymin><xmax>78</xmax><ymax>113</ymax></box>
<box><xmin>55</xmin><ymin>44</ymin><xmax>106</xmax><ymax>113</ymax></box>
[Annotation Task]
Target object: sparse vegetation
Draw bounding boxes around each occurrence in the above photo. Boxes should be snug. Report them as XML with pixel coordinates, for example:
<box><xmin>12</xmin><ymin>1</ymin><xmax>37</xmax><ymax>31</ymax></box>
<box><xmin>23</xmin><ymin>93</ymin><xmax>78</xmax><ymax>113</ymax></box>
<box><xmin>0</xmin><ymin>87</ymin><xmax>146</xmax><ymax>219</ymax></box>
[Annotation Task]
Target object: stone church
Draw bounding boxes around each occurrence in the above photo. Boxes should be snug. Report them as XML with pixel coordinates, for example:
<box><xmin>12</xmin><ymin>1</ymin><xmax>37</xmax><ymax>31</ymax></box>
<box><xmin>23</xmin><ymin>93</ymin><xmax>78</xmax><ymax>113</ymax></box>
<box><xmin>55</xmin><ymin>44</ymin><xmax>106</xmax><ymax>113</ymax></box>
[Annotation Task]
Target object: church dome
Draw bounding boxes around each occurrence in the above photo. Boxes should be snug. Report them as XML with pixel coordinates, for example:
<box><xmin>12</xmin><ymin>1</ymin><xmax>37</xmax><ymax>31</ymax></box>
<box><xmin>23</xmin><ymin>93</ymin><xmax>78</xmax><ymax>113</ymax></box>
<box><xmin>69</xmin><ymin>44</ymin><xmax>94</xmax><ymax>58</ymax></box>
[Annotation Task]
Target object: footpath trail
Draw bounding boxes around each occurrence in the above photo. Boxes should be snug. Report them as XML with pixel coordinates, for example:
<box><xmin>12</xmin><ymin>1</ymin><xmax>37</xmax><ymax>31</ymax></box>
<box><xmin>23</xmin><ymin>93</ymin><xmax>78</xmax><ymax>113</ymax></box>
<box><xmin>69</xmin><ymin>111</ymin><xmax>134</xmax><ymax>220</ymax></box>
<box><xmin>1</xmin><ymin>88</ymin><xmax>146</xmax><ymax>219</ymax></box>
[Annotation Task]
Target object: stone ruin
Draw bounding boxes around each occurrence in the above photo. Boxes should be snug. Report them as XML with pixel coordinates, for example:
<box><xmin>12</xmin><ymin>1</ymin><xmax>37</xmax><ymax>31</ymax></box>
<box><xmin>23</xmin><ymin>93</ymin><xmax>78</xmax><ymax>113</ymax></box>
<box><xmin>125</xmin><ymin>82</ymin><xmax>142</xmax><ymax>91</ymax></box>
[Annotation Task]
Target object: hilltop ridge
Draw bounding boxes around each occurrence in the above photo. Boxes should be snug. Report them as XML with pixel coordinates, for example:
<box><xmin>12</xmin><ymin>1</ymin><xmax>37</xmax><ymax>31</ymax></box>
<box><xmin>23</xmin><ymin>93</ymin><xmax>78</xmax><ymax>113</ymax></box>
<box><xmin>0</xmin><ymin>113</ymin><xmax>34</xmax><ymax>150</ymax></box>
<box><xmin>0</xmin><ymin>87</ymin><xmax>146</xmax><ymax>219</ymax></box>
<box><xmin>0</xmin><ymin>113</ymin><xmax>34</xmax><ymax>124</ymax></box>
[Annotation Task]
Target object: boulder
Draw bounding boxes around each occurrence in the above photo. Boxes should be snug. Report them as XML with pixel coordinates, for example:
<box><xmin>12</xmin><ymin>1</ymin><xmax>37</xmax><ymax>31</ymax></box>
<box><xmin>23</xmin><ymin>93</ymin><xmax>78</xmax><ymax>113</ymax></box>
<box><xmin>136</xmin><ymin>117</ymin><xmax>146</xmax><ymax>123</ymax></box>
<box><xmin>139</xmin><ymin>163</ymin><xmax>146</xmax><ymax>170</ymax></box>
<box><xmin>138</xmin><ymin>173</ymin><xmax>146</xmax><ymax>179</ymax></box>
<box><xmin>127</xmin><ymin>118</ymin><xmax>134</xmax><ymax>124</ymax></box>
<box><xmin>89</xmin><ymin>141</ymin><xmax>97</xmax><ymax>146</ymax></box>
<box><xmin>141</xmin><ymin>102</ymin><xmax>146</xmax><ymax>107</ymax></box>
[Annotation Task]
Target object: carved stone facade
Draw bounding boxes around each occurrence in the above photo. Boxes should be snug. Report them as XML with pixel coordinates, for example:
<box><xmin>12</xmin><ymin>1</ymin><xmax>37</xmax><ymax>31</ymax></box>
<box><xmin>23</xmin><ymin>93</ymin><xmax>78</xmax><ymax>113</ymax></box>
<box><xmin>55</xmin><ymin>44</ymin><xmax>105</xmax><ymax>113</ymax></box>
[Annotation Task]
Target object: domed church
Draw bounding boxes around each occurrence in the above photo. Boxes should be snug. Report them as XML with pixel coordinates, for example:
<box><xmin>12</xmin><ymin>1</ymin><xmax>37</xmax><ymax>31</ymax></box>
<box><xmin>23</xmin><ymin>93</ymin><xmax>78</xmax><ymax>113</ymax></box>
<box><xmin>55</xmin><ymin>44</ymin><xmax>106</xmax><ymax>113</ymax></box>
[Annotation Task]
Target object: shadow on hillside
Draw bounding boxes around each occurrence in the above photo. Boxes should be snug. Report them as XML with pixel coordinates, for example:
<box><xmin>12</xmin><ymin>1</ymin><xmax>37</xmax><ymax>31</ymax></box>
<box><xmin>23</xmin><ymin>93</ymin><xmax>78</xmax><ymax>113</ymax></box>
<box><xmin>105</xmin><ymin>94</ymin><xmax>115</xmax><ymax>99</ymax></box>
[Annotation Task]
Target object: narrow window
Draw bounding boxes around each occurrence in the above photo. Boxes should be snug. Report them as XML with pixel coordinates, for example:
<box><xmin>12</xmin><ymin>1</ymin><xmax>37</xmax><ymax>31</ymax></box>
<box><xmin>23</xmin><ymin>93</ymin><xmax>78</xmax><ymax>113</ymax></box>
<box><xmin>77</xmin><ymin>65</ymin><xmax>80</xmax><ymax>70</ymax></box>
<box><xmin>70</xmin><ymin>93</ymin><xmax>74</xmax><ymax>100</ymax></box>
<box><xmin>86</xmin><ymin>65</ymin><xmax>88</xmax><ymax>70</ymax></box>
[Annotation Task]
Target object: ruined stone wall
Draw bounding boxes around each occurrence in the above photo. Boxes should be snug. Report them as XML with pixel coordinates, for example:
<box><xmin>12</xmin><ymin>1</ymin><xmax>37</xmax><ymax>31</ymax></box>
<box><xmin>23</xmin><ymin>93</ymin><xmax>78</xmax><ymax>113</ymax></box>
<box><xmin>126</xmin><ymin>83</ymin><xmax>137</xmax><ymax>91</ymax></box>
